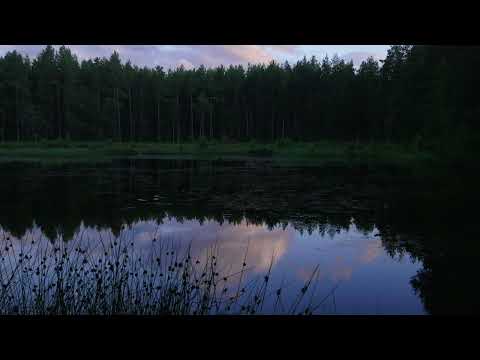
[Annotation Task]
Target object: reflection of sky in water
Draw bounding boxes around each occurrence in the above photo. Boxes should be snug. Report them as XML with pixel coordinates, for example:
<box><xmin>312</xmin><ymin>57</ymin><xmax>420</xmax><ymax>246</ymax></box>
<box><xmin>0</xmin><ymin>218</ymin><xmax>426</xmax><ymax>315</ymax></box>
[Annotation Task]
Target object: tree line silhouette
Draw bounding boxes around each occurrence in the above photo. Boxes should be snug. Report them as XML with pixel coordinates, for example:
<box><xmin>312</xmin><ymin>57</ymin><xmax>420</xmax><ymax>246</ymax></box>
<box><xmin>1</xmin><ymin>45</ymin><xmax>479</xmax><ymax>154</ymax></box>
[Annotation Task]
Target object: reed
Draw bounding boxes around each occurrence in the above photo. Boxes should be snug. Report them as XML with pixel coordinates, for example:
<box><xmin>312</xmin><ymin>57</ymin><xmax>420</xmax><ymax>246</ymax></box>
<box><xmin>0</xmin><ymin>230</ymin><xmax>329</xmax><ymax>315</ymax></box>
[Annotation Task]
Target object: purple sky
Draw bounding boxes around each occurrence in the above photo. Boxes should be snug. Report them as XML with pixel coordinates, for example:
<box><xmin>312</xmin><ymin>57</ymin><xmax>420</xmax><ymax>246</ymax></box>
<box><xmin>0</xmin><ymin>45</ymin><xmax>389</xmax><ymax>69</ymax></box>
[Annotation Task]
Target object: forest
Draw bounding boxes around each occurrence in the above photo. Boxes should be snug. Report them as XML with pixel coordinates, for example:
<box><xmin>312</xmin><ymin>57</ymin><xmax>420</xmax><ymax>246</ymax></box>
<box><xmin>1</xmin><ymin>44</ymin><xmax>479</xmax><ymax>316</ymax></box>
<box><xmin>0</xmin><ymin>45</ymin><xmax>479</xmax><ymax>157</ymax></box>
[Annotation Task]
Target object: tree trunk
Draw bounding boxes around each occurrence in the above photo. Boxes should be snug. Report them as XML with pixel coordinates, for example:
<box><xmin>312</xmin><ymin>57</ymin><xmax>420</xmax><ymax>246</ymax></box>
<box><xmin>96</xmin><ymin>89</ymin><xmax>101</xmax><ymax>140</ymax></box>
<box><xmin>172</xmin><ymin>110</ymin><xmax>175</xmax><ymax>144</ymax></box>
<box><xmin>209</xmin><ymin>107</ymin><xmax>213</xmax><ymax>139</ymax></box>
<box><xmin>139</xmin><ymin>88</ymin><xmax>144</xmax><ymax>141</ymax></box>
<box><xmin>0</xmin><ymin>110</ymin><xmax>4</xmax><ymax>143</ymax></box>
<box><xmin>117</xmin><ymin>87</ymin><xmax>121</xmax><ymax>142</ymax></box>
<box><xmin>57</xmin><ymin>84</ymin><xmax>61</xmax><ymax>139</ymax></box>
<box><xmin>271</xmin><ymin>104</ymin><xmax>275</xmax><ymax>142</ymax></box>
<box><xmin>172</xmin><ymin>97</ymin><xmax>175</xmax><ymax>144</ymax></box>
<box><xmin>190</xmin><ymin>94</ymin><xmax>193</xmax><ymax>141</ymax></box>
<box><xmin>249</xmin><ymin>111</ymin><xmax>252</xmax><ymax>139</ymax></box>
<box><xmin>16</xmin><ymin>85</ymin><xmax>21</xmax><ymax>142</ymax></box>
<box><xmin>112</xmin><ymin>88</ymin><xmax>116</xmax><ymax>140</ymax></box>
<box><xmin>63</xmin><ymin>84</ymin><xmax>67</xmax><ymax>140</ymax></box>
<box><xmin>157</xmin><ymin>100</ymin><xmax>160</xmax><ymax>141</ymax></box>
<box><xmin>293</xmin><ymin>111</ymin><xmax>297</xmax><ymax>140</ymax></box>
<box><xmin>129</xmin><ymin>88</ymin><xmax>133</xmax><ymax>142</ymax></box>
<box><xmin>176</xmin><ymin>95</ymin><xmax>180</xmax><ymax>144</ymax></box>
<box><xmin>245</xmin><ymin>108</ymin><xmax>249</xmax><ymax>138</ymax></box>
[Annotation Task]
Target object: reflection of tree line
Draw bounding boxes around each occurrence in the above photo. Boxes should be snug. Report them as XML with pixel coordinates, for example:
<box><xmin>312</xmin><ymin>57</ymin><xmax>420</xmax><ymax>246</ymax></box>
<box><xmin>0</xmin><ymin>159</ymin><xmax>392</xmax><ymax>240</ymax></box>
<box><xmin>377</xmin><ymin>172</ymin><xmax>480</xmax><ymax>315</ymax></box>
<box><xmin>0</xmin><ymin>159</ymin><xmax>478</xmax><ymax>314</ymax></box>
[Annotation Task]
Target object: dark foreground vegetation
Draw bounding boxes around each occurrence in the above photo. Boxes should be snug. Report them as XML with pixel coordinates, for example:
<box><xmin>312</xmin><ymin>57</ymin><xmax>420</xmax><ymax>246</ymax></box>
<box><xmin>0</xmin><ymin>232</ymin><xmax>323</xmax><ymax>315</ymax></box>
<box><xmin>0</xmin><ymin>45</ymin><xmax>479</xmax><ymax>164</ymax></box>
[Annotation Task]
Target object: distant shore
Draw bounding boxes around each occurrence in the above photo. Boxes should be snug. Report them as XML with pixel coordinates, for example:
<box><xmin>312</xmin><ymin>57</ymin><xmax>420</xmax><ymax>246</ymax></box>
<box><xmin>0</xmin><ymin>140</ymin><xmax>437</xmax><ymax>166</ymax></box>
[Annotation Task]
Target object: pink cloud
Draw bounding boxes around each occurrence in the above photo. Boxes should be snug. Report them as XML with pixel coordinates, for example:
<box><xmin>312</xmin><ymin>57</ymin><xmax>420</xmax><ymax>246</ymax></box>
<box><xmin>222</xmin><ymin>45</ymin><xmax>273</xmax><ymax>63</ymax></box>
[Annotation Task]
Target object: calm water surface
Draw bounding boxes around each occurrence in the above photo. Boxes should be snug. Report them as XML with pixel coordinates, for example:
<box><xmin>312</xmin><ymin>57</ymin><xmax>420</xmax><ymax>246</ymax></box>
<box><xmin>1</xmin><ymin>158</ymin><xmax>477</xmax><ymax>314</ymax></box>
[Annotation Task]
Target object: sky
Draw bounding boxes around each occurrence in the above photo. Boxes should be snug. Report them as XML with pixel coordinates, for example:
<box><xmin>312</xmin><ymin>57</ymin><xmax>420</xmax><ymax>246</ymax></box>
<box><xmin>0</xmin><ymin>45</ymin><xmax>390</xmax><ymax>69</ymax></box>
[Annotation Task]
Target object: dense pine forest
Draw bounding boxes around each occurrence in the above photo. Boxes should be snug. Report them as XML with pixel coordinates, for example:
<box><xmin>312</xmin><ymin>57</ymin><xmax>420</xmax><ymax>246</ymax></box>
<box><xmin>0</xmin><ymin>45</ymin><xmax>479</xmax><ymax>156</ymax></box>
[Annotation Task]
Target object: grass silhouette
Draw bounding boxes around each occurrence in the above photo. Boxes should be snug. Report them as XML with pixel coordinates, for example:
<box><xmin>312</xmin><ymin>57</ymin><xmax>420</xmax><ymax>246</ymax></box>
<box><xmin>0</xmin><ymin>230</ymin><xmax>329</xmax><ymax>315</ymax></box>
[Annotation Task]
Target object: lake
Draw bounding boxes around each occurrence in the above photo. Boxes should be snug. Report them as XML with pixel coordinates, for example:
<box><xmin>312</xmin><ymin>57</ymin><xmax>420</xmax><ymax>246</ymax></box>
<box><xmin>0</xmin><ymin>157</ymin><xmax>477</xmax><ymax>314</ymax></box>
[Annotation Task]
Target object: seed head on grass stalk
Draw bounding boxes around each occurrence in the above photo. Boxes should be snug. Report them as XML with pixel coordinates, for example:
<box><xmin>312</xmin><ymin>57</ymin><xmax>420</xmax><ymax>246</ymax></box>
<box><xmin>0</xmin><ymin>229</ymin><xmax>330</xmax><ymax>315</ymax></box>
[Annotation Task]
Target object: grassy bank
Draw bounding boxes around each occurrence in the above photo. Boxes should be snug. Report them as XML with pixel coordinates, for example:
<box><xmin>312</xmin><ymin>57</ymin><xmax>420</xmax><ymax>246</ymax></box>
<box><xmin>0</xmin><ymin>139</ymin><xmax>437</xmax><ymax>166</ymax></box>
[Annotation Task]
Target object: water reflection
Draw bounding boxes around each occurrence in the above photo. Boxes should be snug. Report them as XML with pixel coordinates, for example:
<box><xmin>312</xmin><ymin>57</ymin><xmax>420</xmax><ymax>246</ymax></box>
<box><xmin>0</xmin><ymin>158</ymin><xmax>478</xmax><ymax>314</ymax></box>
<box><xmin>0</xmin><ymin>217</ymin><xmax>424</xmax><ymax>314</ymax></box>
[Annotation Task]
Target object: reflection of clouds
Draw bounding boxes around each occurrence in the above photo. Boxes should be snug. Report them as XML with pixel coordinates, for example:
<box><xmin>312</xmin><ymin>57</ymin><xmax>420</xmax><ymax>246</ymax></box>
<box><xmin>170</xmin><ymin>222</ymin><xmax>293</xmax><ymax>272</ymax></box>
<box><xmin>330</xmin><ymin>256</ymin><xmax>353</xmax><ymax>282</ymax></box>
<box><xmin>2</xmin><ymin>220</ymin><xmax>385</xmax><ymax>281</ymax></box>
<box><xmin>358</xmin><ymin>240</ymin><xmax>382</xmax><ymax>264</ymax></box>
<box><xmin>1</xmin><ymin>218</ymin><xmax>294</xmax><ymax>276</ymax></box>
<box><xmin>296</xmin><ymin>266</ymin><xmax>324</xmax><ymax>282</ymax></box>
<box><xmin>134</xmin><ymin>230</ymin><xmax>157</xmax><ymax>243</ymax></box>
<box><xmin>331</xmin><ymin>265</ymin><xmax>353</xmax><ymax>282</ymax></box>
<box><xmin>0</xmin><ymin>216</ymin><xmax>425</xmax><ymax>313</ymax></box>
<box><xmin>294</xmin><ymin>225</ymin><xmax>385</xmax><ymax>283</ymax></box>
<box><xmin>194</xmin><ymin>221</ymin><xmax>292</xmax><ymax>273</ymax></box>
<box><xmin>121</xmin><ymin>219</ymin><xmax>293</xmax><ymax>273</ymax></box>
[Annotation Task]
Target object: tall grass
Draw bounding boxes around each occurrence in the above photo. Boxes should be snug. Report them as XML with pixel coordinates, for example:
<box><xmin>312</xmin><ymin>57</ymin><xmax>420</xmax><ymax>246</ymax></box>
<box><xmin>0</xmin><ymin>231</ymin><xmax>328</xmax><ymax>315</ymax></box>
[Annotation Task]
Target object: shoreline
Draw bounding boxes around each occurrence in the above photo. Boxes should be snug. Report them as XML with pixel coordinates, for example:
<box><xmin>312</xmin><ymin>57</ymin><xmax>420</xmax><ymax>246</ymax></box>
<box><xmin>0</xmin><ymin>140</ymin><xmax>436</xmax><ymax>167</ymax></box>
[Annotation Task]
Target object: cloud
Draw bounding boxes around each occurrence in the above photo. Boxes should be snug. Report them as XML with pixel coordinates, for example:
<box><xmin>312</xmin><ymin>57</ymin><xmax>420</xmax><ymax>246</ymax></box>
<box><xmin>177</xmin><ymin>58</ymin><xmax>195</xmax><ymax>70</ymax></box>
<box><xmin>221</xmin><ymin>45</ymin><xmax>273</xmax><ymax>63</ymax></box>
<box><xmin>266</xmin><ymin>45</ymin><xmax>299</xmax><ymax>54</ymax></box>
